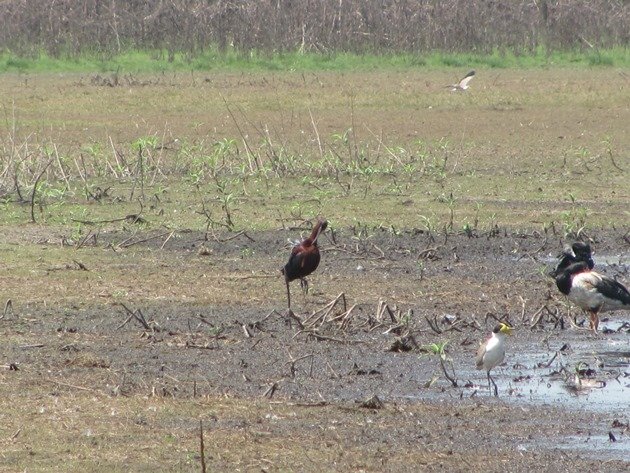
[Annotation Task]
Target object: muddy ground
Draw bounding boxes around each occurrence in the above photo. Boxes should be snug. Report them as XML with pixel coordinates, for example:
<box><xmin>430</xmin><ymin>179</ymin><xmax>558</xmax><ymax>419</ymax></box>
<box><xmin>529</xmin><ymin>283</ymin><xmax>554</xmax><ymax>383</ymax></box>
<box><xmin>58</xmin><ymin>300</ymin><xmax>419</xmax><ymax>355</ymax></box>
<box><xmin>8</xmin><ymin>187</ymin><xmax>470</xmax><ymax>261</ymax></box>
<box><xmin>1</xmin><ymin>225</ymin><xmax>629</xmax><ymax>471</ymax></box>
<box><xmin>1</xmin><ymin>66</ymin><xmax>628</xmax><ymax>471</ymax></box>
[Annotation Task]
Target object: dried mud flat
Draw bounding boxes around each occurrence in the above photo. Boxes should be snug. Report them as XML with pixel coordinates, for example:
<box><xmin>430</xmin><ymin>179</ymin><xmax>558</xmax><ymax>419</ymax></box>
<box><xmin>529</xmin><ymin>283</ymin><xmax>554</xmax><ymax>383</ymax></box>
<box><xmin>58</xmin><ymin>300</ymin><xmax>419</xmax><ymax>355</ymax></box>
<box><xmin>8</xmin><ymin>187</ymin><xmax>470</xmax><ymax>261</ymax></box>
<box><xmin>1</xmin><ymin>225</ymin><xmax>629</xmax><ymax>472</ymax></box>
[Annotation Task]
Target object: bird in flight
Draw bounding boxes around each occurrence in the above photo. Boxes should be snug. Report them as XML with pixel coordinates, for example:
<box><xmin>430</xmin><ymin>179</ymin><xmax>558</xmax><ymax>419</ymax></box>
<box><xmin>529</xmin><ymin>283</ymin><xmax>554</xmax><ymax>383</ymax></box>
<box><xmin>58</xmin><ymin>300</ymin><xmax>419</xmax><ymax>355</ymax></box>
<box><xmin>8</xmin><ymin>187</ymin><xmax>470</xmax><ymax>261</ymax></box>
<box><xmin>446</xmin><ymin>70</ymin><xmax>475</xmax><ymax>91</ymax></box>
<box><xmin>476</xmin><ymin>323</ymin><xmax>513</xmax><ymax>396</ymax></box>
<box><xmin>281</xmin><ymin>218</ymin><xmax>328</xmax><ymax>317</ymax></box>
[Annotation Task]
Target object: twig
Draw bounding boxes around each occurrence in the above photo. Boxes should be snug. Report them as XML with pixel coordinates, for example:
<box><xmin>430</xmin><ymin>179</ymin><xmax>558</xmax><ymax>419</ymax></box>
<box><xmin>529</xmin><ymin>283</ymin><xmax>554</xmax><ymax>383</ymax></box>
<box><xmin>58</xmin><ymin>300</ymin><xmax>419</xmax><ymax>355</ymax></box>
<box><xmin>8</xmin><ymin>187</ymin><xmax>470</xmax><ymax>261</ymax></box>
<box><xmin>242</xmin><ymin>324</ymin><xmax>253</xmax><ymax>338</ymax></box>
<box><xmin>308</xmin><ymin>106</ymin><xmax>324</xmax><ymax>159</ymax></box>
<box><xmin>53</xmin><ymin>144</ymin><xmax>70</xmax><ymax>188</ymax></box>
<box><xmin>364</xmin><ymin>125</ymin><xmax>404</xmax><ymax>166</ymax></box>
<box><xmin>119</xmin><ymin>303</ymin><xmax>153</xmax><ymax>331</ymax></box>
<box><xmin>262</xmin><ymin>381</ymin><xmax>279</xmax><ymax>398</ymax></box>
<box><xmin>529</xmin><ymin>305</ymin><xmax>547</xmax><ymax>328</ymax></box>
<box><xmin>116</xmin><ymin>314</ymin><xmax>134</xmax><ymax>330</ymax></box>
<box><xmin>30</xmin><ymin>157</ymin><xmax>54</xmax><ymax>223</ymax></box>
<box><xmin>75</xmin><ymin>230</ymin><xmax>98</xmax><ymax>249</ymax></box>
<box><xmin>199</xmin><ymin>420</ymin><xmax>207</xmax><ymax>473</ymax></box>
<box><xmin>425</xmin><ymin>314</ymin><xmax>442</xmax><ymax>334</ymax></box>
<box><xmin>307</xmin><ymin>332</ymin><xmax>365</xmax><ymax>344</ymax></box>
<box><xmin>439</xmin><ymin>356</ymin><xmax>458</xmax><ymax>387</ymax></box>
<box><xmin>45</xmin><ymin>378</ymin><xmax>103</xmax><ymax>394</ymax></box>
<box><xmin>302</xmin><ymin>293</ymin><xmax>346</xmax><ymax>327</ymax></box>
<box><xmin>0</xmin><ymin>299</ymin><xmax>13</xmax><ymax>320</ymax></box>
<box><xmin>543</xmin><ymin>351</ymin><xmax>559</xmax><ymax>368</ymax></box>
<box><xmin>160</xmin><ymin>231</ymin><xmax>175</xmax><ymax>250</ymax></box>
<box><xmin>283</xmin><ymin>353</ymin><xmax>314</xmax><ymax>377</ymax></box>
<box><xmin>8</xmin><ymin>428</ymin><xmax>21</xmax><ymax>440</ymax></box>
<box><xmin>185</xmin><ymin>342</ymin><xmax>218</xmax><ymax>350</ymax></box>
<box><xmin>117</xmin><ymin>231</ymin><xmax>172</xmax><ymax>249</ymax></box>
<box><xmin>72</xmin><ymin>260</ymin><xmax>89</xmax><ymax>271</ymax></box>
<box><xmin>209</xmin><ymin>229</ymin><xmax>255</xmax><ymax>243</ymax></box>
<box><xmin>221</xmin><ymin>94</ymin><xmax>259</xmax><ymax>172</ymax></box>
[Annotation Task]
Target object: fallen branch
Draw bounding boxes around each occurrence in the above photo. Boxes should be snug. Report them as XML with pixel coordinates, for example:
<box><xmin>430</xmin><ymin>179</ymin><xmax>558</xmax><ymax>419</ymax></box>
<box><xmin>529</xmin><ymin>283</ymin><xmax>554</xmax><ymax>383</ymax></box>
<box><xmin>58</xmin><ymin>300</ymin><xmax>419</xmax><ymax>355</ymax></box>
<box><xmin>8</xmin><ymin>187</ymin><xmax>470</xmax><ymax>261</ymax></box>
<box><xmin>0</xmin><ymin>299</ymin><xmax>13</xmax><ymax>320</ymax></box>
<box><xmin>208</xmin><ymin>228</ymin><xmax>256</xmax><ymax>243</ymax></box>
<box><xmin>302</xmin><ymin>292</ymin><xmax>346</xmax><ymax>327</ymax></box>
<box><xmin>262</xmin><ymin>381</ymin><xmax>279</xmax><ymax>398</ymax></box>
<box><xmin>119</xmin><ymin>303</ymin><xmax>157</xmax><ymax>331</ymax></box>
<box><xmin>283</xmin><ymin>353</ymin><xmax>314</xmax><ymax>378</ymax></box>
<box><xmin>199</xmin><ymin>420</ymin><xmax>207</xmax><ymax>473</ymax></box>
<box><xmin>45</xmin><ymin>378</ymin><xmax>104</xmax><ymax>395</ymax></box>
<box><xmin>529</xmin><ymin>305</ymin><xmax>547</xmax><ymax>328</ymax></box>
<box><xmin>305</xmin><ymin>331</ymin><xmax>366</xmax><ymax>344</ymax></box>
<box><xmin>425</xmin><ymin>314</ymin><xmax>442</xmax><ymax>334</ymax></box>
<box><xmin>117</xmin><ymin>231</ymin><xmax>172</xmax><ymax>249</ymax></box>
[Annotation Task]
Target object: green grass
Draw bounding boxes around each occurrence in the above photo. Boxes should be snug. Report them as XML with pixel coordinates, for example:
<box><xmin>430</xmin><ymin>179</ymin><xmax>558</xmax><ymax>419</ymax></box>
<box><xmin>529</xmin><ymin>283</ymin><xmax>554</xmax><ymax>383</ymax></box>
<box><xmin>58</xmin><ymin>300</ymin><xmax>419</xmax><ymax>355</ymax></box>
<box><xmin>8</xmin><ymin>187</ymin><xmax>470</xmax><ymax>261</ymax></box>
<box><xmin>0</xmin><ymin>67</ymin><xmax>627</xmax><ymax>235</ymax></box>
<box><xmin>1</xmin><ymin>46</ymin><xmax>628</xmax><ymax>74</ymax></box>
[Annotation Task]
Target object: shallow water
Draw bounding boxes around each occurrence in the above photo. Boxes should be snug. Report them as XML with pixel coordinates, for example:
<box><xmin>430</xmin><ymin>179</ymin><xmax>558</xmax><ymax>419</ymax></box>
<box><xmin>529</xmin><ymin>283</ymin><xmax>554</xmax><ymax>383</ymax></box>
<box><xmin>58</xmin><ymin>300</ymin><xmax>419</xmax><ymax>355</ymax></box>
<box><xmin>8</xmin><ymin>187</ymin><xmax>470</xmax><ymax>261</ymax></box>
<box><xmin>541</xmin><ymin>252</ymin><xmax>630</xmax><ymax>269</ymax></box>
<box><xmin>463</xmin><ymin>337</ymin><xmax>630</xmax><ymax>460</ymax></box>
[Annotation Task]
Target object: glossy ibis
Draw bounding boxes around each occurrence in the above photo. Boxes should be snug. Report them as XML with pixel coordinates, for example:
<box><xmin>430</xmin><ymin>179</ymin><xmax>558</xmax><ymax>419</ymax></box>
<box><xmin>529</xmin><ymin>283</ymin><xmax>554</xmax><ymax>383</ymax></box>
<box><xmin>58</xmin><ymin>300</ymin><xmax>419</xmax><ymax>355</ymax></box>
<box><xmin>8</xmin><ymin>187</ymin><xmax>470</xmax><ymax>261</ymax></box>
<box><xmin>281</xmin><ymin>218</ymin><xmax>328</xmax><ymax>314</ymax></box>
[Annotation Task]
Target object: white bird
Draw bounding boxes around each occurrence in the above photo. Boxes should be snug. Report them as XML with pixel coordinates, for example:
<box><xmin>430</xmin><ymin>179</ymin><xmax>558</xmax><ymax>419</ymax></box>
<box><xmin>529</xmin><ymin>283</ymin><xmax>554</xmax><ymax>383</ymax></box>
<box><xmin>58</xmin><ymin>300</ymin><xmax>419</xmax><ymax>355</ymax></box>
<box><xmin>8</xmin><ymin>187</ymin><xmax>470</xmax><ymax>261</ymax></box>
<box><xmin>476</xmin><ymin>323</ymin><xmax>513</xmax><ymax>396</ymax></box>
<box><xmin>447</xmin><ymin>70</ymin><xmax>475</xmax><ymax>91</ymax></box>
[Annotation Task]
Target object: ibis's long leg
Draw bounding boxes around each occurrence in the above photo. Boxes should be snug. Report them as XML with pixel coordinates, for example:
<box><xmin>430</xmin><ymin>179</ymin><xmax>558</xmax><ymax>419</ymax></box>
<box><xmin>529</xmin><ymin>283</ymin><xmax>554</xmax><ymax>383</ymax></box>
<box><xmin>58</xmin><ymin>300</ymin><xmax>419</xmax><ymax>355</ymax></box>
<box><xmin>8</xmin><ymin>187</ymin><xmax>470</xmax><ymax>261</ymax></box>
<box><xmin>285</xmin><ymin>278</ymin><xmax>292</xmax><ymax>312</ymax></box>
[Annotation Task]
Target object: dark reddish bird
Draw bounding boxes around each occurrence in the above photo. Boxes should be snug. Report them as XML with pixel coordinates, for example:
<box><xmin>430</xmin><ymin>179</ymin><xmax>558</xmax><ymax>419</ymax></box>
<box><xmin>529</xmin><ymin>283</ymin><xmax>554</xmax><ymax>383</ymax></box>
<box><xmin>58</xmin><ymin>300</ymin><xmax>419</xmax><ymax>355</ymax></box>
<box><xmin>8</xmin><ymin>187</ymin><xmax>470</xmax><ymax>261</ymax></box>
<box><xmin>553</xmin><ymin>260</ymin><xmax>630</xmax><ymax>333</ymax></box>
<box><xmin>281</xmin><ymin>218</ymin><xmax>328</xmax><ymax>314</ymax></box>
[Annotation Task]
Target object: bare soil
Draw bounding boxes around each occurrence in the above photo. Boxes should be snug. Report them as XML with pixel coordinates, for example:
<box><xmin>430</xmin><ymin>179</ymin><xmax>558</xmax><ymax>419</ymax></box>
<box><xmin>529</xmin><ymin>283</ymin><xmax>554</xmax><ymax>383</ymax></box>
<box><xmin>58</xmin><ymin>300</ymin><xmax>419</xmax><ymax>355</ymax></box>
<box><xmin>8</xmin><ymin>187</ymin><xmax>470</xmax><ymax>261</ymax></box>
<box><xmin>0</xmin><ymin>68</ymin><xmax>628</xmax><ymax>471</ymax></box>
<box><xmin>1</xmin><ymin>225</ymin><xmax>629</xmax><ymax>472</ymax></box>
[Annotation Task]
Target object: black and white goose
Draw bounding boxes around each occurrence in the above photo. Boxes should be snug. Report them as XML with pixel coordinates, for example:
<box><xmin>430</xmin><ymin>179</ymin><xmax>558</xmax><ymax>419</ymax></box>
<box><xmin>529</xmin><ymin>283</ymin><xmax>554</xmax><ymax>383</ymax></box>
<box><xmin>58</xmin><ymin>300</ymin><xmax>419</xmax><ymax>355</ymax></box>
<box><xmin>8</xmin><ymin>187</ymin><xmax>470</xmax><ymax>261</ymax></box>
<box><xmin>551</xmin><ymin>242</ymin><xmax>594</xmax><ymax>277</ymax></box>
<box><xmin>553</xmin><ymin>261</ymin><xmax>630</xmax><ymax>333</ymax></box>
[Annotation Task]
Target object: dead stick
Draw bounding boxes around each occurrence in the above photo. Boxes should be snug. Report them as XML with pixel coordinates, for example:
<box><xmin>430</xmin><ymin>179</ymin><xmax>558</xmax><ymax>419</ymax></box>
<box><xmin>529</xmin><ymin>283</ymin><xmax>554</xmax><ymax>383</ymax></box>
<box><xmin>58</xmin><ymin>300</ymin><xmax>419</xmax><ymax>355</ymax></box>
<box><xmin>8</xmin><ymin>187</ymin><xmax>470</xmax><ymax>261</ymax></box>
<box><xmin>160</xmin><ymin>231</ymin><xmax>175</xmax><ymax>250</ymax></box>
<box><xmin>308</xmin><ymin>332</ymin><xmax>365</xmax><ymax>344</ymax></box>
<box><xmin>118</xmin><ymin>231</ymin><xmax>172</xmax><ymax>249</ymax></box>
<box><xmin>529</xmin><ymin>305</ymin><xmax>547</xmax><ymax>328</ymax></box>
<box><xmin>9</xmin><ymin>428</ymin><xmax>21</xmax><ymax>440</ymax></box>
<box><xmin>45</xmin><ymin>378</ymin><xmax>103</xmax><ymax>394</ymax></box>
<box><xmin>0</xmin><ymin>299</ymin><xmax>13</xmax><ymax>320</ymax></box>
<box><xmin>30</xmin><ymin>157</ymin><xmax>54</xmax><ymax>223</ymax></box>
<box><xmin>116</xmin><ymin>314</ymin><xmax>134</xmax><ymax>330</ymax></box>
<box><xmin>543</xmin><ymin>351</ymin><xmax>558</xmax><ymax>368</ymax></box>
<box><xmin>199</xmin><ymin>420</ymin><xmax>207</xmax><ymax>473</ymax></box>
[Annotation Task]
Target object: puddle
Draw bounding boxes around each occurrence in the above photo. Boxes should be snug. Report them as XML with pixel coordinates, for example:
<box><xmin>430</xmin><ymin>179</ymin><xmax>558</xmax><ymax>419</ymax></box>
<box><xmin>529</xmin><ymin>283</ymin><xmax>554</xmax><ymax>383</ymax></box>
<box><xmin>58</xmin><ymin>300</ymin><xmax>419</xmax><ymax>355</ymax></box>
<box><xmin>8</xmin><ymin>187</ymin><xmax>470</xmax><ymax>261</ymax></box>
<box><xmin>599</xmin><ymin>319</ymin><xmax>630</xmax><ymax>334</ymax></box>
<box><xmin>464</xmin><ymin>345</ymin><xmax>630</xmax><ymax>460</ymax></box>
<box><xmin>540</xmin><ymin>252</ymin><xmax>630</xmax><ymax>268</ymax></box>
<box><xmin>539</xmin><ymin>434</ymin><xmax>629</xmax><ymax>461</ymax></box>
<box><xmin>497</xmin><ymin>344</ymin><xmax>628</xmax><ymax>458</ymax></box>
<box><xmin>501</xmin><ymin>346</ymin><xmax>629</xmax><ymax>412</ymax></box>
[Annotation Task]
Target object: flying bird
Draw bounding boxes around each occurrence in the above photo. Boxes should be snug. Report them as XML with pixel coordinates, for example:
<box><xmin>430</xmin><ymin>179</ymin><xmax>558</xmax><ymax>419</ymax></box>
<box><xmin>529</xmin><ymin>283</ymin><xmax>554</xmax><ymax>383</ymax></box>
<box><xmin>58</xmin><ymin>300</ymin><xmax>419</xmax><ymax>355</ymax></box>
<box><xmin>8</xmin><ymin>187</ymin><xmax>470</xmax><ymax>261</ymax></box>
<box><xmin>476</xmin><ymin>323</ymin><xmax>513</xmax><ymax>396</ymax></box>
<box><xmin>553</xmin><ymin>261</ymin><xmax>630</xmax><ymax>333</ymax></box>
<box><xmin>446</xmin><ymin>70</ymin><xmax>475</xmax><ymax>91</ymax></box>
<box><xmin>281</xmin><ymin>218</ymin><xmax>328</xmax><ymax>315</ymax></box>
